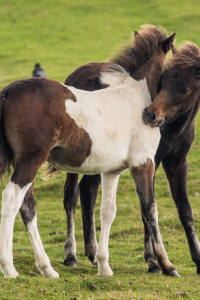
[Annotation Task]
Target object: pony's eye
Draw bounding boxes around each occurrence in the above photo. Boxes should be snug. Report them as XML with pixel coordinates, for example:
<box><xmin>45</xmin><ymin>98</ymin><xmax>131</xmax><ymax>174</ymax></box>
<box><xmin>180</xmin><ymin>88</ymin><xmax>190</xmax><ymax>93</ymax></box>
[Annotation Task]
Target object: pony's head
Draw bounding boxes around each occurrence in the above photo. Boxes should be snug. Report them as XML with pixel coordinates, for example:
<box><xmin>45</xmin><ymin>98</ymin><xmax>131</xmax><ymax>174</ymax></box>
<box><xmin>110</xmin><ymin>25</ymin><xmax>176</xmax><ymax>98</ymax></box>
<box><xmin>143</xmin><ymin>42</ymin><xmax>200</xmax><ymax>126</ymax></box>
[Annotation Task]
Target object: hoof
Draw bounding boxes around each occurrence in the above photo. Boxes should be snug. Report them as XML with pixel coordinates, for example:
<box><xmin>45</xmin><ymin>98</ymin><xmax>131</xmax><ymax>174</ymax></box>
<box><xmin>38</xmin><ymin>264</ymin><xmax>59</xmax><ymax>278</ymax></box>
<box><xmin>97</xmin><ymin>263</ymin><xmax>113</xmax><ymax>277</ymax></box>
<box><xmin>0</xmin><ymin>265</ymin><xmax>19</xmax><ymax>278</ymax></box>
<box><xmin>43</xmin><ymin>269</ymin><xmax>59</xmax><ymax>279</ymax></box>
<box><xmin>97</xmin><ymin>268</ymin><xmax>113</xmax><ymax>277</ymax></box>
<box><xmin>197</xmin><ymin>265</ymin><xmax>200</xmax><ymax>274</ymax></box>
<box><xmin>148</xmin><ymin>265</ymin><xmax>162</xmax><ymax>274</ymax></box>
<box><xmin>88</xmin><ymin>254</ymin><xmax>97</xmax><ymax>265</ymax></box>
<box><xmin>168</xmin><ymin>270</ymin><xmax>180</xmax><ymax>277</ymax></box>
<box><xmin>64</xmin><ymin>254</ymin><xmax>77</xmax><ymax>267</ymax></box>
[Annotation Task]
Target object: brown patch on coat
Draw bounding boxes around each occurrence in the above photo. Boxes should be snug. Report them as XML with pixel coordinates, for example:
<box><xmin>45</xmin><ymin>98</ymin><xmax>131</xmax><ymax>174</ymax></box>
<box><xmin>65</xmin><ymin>62</ymin><xmax>113</xmax><ymax>91</ymax></box>
<box><xmin>1</xmin><ymin>78</ymin><xmax>92</xmax><ymax>185</ymax></box>
<box><xmin>131</xmin><ymin>158</ymin><xmax>155</xmax><ymax>196</ymax></box>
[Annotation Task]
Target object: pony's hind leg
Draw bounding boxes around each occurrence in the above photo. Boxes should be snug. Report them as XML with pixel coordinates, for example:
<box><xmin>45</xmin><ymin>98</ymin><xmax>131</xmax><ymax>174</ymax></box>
<box><xmin>26</xmin><ymin>213</ymin><xmax>59</xmax><ymax>278</ymax></box>
<box><xmin>20</xmin><ymin>184</ymin><xmax>59</xmax><ymax>278</ymax></box>
<box><xmin>79</xmin><ymin>174</ymin><xmax>100</xmax><ymax>264</ymax></box>
<box><xmin>63</xmin><ymin>173</ymin><xmax>79</xmax><ymax>267</ymax></box>
<box><xmin>20</xmin><ymin>184</ymin><xmax>36</xmax><ymax>227</ymax></box>
<box><xmin>0</xmin><ymin>156</ymin><xmax>58</xmax><ymax>278</ymax></box>
<box><xmin>131</xmin><ymin>158</ymin><xmax>179</xmax><ymax>277</ymax></box>
<box><xmin>0</xmin><ymin>180</ymin><xmax>32</xmax><ymax>277</ymax></box>
<box><xmin>96</xmin><ymin>172</ymin><xmax>119</xmax><ymax>276</ymax></box>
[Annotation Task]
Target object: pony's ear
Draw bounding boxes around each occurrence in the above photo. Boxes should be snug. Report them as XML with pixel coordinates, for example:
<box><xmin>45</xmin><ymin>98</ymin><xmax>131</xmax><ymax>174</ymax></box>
<box><xmin>171</xmin><ymin>44</ymin><xmax>178</xmax><ymax>55</ymax></box>
<box><xmin>134</xmin><ymin>30</ymin><xmax>139</xmax><ymax>37</ymax></box>
<box><xmin>162</xmin><ymin>33</ymin><xmax>176</xmax><ymax>53</ymax></box>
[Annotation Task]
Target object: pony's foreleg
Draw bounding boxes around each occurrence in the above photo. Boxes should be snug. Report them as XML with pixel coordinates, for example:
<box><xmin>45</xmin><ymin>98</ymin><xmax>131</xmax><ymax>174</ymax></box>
<box><xmin>63</xmin><ymin>173</ymin><xmax>79</xmax><ymax>267</ymax></box>
<box><xmin>79</xmin><ymin>174</ymin><xmax>100</xmax><ymax>264</ymax></box>
<box><xmin>131</xmin><ymin>158</ymin><xmax>180</xmax><ymax>277</ymax></box>
<box><xmin>96</xmin><ymin>172</ymin><xmax>119</xmax><ymax>276</ymax></box>
<box><xmin>163</xmin><ymin>158</ymin><xmax>200</xmax><ymax>274</ymax></box>
<box><xmin>142</xmin><ymin>214</ymin><xmax>162</xmax><ymax>274</ymax></box>
<box><xmin>20</xmin><ymin>184</ymin><xmax>59</xmax><ymax>278</ymax></box>
<box><xmin>0</xmin><ymin>181</ymin><xmax>32</xmax><ymax>277</ymax></box>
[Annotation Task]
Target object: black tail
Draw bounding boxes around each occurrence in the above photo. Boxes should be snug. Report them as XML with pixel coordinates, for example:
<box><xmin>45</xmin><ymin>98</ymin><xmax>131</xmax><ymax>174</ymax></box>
<box><xmin>0</xmin><ymin>91</ymin><xmax>13</xmax><ymax>181</ymax></box>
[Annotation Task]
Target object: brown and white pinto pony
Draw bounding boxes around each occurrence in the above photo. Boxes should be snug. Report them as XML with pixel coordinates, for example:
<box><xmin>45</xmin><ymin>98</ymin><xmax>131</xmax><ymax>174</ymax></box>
<box><xmin>64</xmin><ymin>41</ymin><xmax>200</xmax><ymax>275</ymax></box>
<box><xmin>0</xmin><ymin>25</ymin><xmax>176</xmax><ymax>278</ymax></box>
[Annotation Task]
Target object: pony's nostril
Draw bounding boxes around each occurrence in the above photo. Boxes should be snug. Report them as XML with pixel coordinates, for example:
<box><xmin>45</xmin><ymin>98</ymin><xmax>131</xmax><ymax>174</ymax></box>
<box><xmin>143</xmin><ymin>108</ymin><xmax>158</xmax><ymax>125</ymax></box>
<box><xmin>144</xmin><ymin>109</ymin><xmax>156</xmax><ymax>120</ymax></box>
<box><xmin>148</xmin><ymin>111</ymin><xmax>156</xmax><ymax>120</ymax></box>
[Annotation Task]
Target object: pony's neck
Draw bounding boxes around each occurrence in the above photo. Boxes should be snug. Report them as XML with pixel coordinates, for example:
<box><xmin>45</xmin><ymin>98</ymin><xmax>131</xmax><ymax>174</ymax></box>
<box><xmin>111</xmin><ymin>46</ymin><xmax>153</xmax><ymax>79</ymax></box>
<box><xmin>161</xmin><ymin>99</ymin><xmax>200</xmax><ymax>138</ymax></box>
<box><xmin>155</xmin><ymin>101</ymin><xmax>200</xmax><ymax>168</ymax></box>
<box><xmin>111</xmin><ymin>47</ymin><xmax>160</xmax><ymax>99</ymax></box>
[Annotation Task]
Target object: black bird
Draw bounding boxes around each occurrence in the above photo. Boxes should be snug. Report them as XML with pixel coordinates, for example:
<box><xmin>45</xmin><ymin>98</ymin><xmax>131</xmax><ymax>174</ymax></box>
<box><xmin>32</xmin><ymin>63</ymin><xmax>46</xmax><ymax>77</ymax></box>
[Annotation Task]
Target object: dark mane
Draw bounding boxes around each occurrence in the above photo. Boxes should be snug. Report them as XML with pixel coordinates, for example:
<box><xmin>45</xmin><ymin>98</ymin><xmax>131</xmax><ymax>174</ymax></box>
<box><xmin>109</xmin><ymin>25</ymin><xmax>168</xmax><ymax>79</ymax></box>
<box><xmin>166</xmin><ymin>42</ymin><xmax>200</xmax><ymax>70</ymax></box>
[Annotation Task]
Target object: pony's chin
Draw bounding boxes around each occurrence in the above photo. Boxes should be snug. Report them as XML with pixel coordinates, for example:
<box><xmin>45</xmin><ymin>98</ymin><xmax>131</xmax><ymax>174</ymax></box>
<box><xmin>143</xmin><ymin>119</ymin><xmax>164</xmax><ymax>127</ymax></box>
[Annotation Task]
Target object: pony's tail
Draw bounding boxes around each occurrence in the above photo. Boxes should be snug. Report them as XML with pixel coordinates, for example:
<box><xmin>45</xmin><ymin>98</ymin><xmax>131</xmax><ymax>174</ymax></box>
<box><xmin>0</xmin><ymin>91</ymin><xmax>13</xmax><ymax>181</ymax></box>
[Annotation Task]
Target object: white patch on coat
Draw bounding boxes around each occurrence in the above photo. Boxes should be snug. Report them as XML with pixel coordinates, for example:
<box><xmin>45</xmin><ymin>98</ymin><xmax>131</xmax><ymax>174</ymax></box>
<box><xmin>27</xmin><ymin>215</ymin><xmax>59</xmax><ymax>278</ymax></box>
<box><xmin>0</xmin><ymin>181</ymin><xmax>32</xmax><ymax>278</ymax></box>
<box><xmin>100</xmin><ymin>65</ymin><xmax>130</xmax><ymax>87</ymax></box>
<box><xmin>61</xmin><ymin>73</ymin><xmax>160</xmax><ymax>175</ymax></box>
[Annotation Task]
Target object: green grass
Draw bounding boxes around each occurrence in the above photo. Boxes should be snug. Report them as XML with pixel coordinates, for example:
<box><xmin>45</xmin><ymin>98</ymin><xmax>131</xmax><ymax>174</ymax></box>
<box><xmin>1</xmin><ymin>0</ymin><xmax>200</xmax><ymax>299</ymax></box>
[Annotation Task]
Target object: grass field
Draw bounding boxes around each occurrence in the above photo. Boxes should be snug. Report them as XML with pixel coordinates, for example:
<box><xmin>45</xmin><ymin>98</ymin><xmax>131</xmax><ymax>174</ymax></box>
<box><xmin>1</xmin><ymin>0</ymin><xmax>200</xmax><ymax>299</ymax></box>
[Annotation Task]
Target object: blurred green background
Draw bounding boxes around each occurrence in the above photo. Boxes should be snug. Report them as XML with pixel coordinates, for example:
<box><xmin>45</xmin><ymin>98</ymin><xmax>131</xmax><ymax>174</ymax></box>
<box><xmin>1</xmin><ymin>1</ymin><xmax>200</xmax><ymax>299</ymax></box>
<box><xmin>1</xmin><ymin>0</ymin><xmax>200</xmax><ymax>88</ymax></box>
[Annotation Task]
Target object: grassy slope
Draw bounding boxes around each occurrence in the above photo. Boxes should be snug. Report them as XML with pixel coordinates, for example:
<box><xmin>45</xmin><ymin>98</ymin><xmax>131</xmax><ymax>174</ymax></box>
<box><xmin>1</xmin><ymin>0</ymin><xmax>200</xmax><ymax>299</ymax></box>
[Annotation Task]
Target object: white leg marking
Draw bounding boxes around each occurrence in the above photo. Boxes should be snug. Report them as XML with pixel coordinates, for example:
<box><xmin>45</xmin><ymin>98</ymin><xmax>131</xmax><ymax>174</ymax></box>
<box><xmin>27</xmin><ymin>215</ymin><xmax>59</xmax><ymax>278</ymax></box>
<box><xmin>0</xmin><ymin>181</ymin><xmax>32</xmax><ymax>278</ymax></box>
<box><xmin>96</xmin><ymin>173</ymin><xmax>119</xmax><ymax>276</ymax></box>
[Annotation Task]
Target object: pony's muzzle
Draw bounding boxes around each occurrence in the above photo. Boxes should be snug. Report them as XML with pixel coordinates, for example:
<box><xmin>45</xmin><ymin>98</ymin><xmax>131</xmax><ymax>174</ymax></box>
<box><xmin>142</xmin><ymin>107</ymin><xmax>164</xmax><ymax>127</ymax></box>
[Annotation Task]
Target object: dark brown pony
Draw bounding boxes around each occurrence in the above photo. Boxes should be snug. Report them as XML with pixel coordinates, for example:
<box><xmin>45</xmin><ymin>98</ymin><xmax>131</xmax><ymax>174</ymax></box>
<box><xmin>0</xmin><ymin>25</ymin><xmax>176</xmax><ymax>278</ymax></box>
<box><xmin>142</xmin><ymin>42</ymin><xmax>200</xmax><ymax>273</ymax></box>
<box><xmin>62</xmin><ymin>42</ymin><xmax>200</xmax><ymax>275</ymax></box>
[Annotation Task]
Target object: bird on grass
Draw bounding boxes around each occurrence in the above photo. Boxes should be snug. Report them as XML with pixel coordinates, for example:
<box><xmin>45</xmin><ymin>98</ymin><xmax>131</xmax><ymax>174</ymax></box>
<box><xmin>32</xmin><ymin>63</ymin><xmax>46</xmax><ymax>77</ymax></box>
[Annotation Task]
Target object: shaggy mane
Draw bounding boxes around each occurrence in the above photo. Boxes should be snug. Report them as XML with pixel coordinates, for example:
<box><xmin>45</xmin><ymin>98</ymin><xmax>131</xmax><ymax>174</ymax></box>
<box><xmin>166</xmin><ymin>42</ymin><xmax>200</xmax><ymax>70</ymax></box>
<box><xmin>109</xmin><ymin>25</ymin><xmax>168</xmax><ymax>79</ymax></box>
